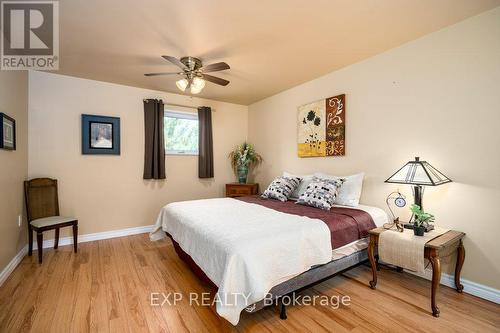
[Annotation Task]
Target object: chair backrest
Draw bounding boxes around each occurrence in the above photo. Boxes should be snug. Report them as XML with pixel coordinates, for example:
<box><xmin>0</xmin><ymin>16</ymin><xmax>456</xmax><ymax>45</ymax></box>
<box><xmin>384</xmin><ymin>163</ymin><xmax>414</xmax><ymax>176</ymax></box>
<box><xmin>24</xmin><ymin>178</ymin><xmax>60</xmax><ymax>222</ymax></box>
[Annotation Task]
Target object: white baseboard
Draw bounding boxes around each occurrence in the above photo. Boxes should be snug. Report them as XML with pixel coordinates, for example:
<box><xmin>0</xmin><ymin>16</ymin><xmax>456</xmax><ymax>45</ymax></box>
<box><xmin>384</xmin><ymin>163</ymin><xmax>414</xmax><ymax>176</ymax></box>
<box><xmin>408</xmin><ymin>269</ymin><xmax>500</xmax><ymax>304</ymax></box>
<box><xmin>0</xmin><ymin>246</ymin><xmax>28</xmax><ymax>287</ymax></box>
<box><xmin>36</xmin><ymin>224</ymin><xmax>154</xmax><ymax>249</ymax></box>
<box><xmin>0</xmin><ymin>224</ymin><xmax>153</xmax><ymax>287</ymax></box>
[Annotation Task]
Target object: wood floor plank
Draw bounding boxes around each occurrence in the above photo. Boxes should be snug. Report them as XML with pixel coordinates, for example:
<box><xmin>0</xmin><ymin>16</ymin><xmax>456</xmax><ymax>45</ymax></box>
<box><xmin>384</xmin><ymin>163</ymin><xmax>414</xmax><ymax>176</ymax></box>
<box><xmin>0</xmin><ymin>233</ymin><xmax>499</xmax><ymax>333</ymax></box>
<box><xmin>4</xmin><ymin>248</ymin><xmax>59</xmax><ymax>332</ymax></box>
<box><xmin>100</xmin><ymin>238</ymin><xmax>130</xmax><ymax>333</ymax></box>
<box><xmin>120</xmin><ymin>235</ymin><xmax>171</xmax><ymax>333</ymax></box>
<box><xmin>0</xmin><ymin>259</ymin><xmax>36</xmax><ymax>328</ymax></box>
<box><xmin>88</xmin><ymin>240</ymin><xmax>110</xmax><ymax>333</ymax></box>
<box><xmin>49</xmin><ymin>243</ymin><xmax>86</xmax><ymax>333</ymax></box>
<box><xmin>110</xmin><ymin>237</ymin><xmax>149</xmax><ymax>332</ymax></box>
<box><xmin>30</xmin><ymin>250</ymin><xmax>73</xmax><ymax>332</ymax></box>
<box><xmin>71</xmin><ymin>243</ymin><xmax>95</xmax><ymax>333</ymax></box>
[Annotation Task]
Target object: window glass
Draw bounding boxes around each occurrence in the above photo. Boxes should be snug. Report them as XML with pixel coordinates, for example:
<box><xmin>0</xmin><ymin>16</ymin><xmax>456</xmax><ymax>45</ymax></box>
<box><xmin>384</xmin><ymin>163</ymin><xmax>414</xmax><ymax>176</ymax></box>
<box><xmin>164</xmin><ymin>110</ymin><xmax>198</xmax><ymax>155</ymax></box>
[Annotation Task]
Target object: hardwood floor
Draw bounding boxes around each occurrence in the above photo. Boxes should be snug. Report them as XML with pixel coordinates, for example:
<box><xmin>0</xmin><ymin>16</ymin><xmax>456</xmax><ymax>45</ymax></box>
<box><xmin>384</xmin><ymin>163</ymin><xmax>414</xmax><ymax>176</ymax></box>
<box><xmin>0</xmin><ymin>234</ymin><xmax>498</xmax><ymax>332</ymax></box>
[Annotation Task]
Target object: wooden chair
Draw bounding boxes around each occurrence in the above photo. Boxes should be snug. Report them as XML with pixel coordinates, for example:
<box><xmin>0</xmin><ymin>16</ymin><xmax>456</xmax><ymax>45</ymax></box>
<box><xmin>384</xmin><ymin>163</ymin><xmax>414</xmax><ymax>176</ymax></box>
<box><xmin>24</xmin><ymin>178</ymin><xmax>78</xmax><ymax>263</ymax></box>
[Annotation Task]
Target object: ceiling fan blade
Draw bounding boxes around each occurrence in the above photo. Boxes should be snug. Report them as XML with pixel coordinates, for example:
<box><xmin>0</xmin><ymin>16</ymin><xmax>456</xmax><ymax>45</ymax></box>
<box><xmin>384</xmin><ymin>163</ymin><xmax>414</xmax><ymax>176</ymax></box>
<box><xmin>161</xmin><ymin>55</ymin><xmax>187</xmax><ymax>70</ymax></box>
<box><xmin>202</xmin><ymin>74</ymin><xmax>230</xmax><ymax>86</ymax></box>
<box><xmin>200</xmin><ymin>62</ymin><xmax>230</xmax><ymax>73</ymax></box>
<box><xmin>144</xmin><ymin>72</ymin><xmax>181</xmax><ymax>76</ymax></box>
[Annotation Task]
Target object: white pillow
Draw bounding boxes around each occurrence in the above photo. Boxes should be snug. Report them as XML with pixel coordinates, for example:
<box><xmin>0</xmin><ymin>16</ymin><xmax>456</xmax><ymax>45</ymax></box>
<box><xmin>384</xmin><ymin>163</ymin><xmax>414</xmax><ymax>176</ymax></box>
<box><xmin>283</xmin><ymin>172</ymin><xmax>314</xmax><ymax>199</ymax></box>
<box><xmin>314</xmin><ymin>172</ymin><xmax>364</xmax><ymax>207</ymax></box>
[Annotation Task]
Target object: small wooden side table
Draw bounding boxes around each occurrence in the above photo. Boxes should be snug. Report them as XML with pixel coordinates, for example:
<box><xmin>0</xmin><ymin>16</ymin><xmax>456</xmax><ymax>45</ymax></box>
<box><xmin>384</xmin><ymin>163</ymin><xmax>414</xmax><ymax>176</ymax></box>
<box><xmin>367</xmin><ymin>227</ymin><xmax>466</xmax><ymax>317</ymax></box>
<box><xmin>225</xmin><ymin>183</ymin><xmax>259</xmax><ymax>198</ymax></box>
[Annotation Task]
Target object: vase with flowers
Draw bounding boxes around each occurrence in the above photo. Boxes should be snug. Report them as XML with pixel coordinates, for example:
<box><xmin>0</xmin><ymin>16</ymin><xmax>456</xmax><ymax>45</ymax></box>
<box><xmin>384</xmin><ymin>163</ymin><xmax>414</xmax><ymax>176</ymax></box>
<box><xmin>229</xmin><ymin>143</ymin><xmax>263</xmax><ymax>183</ymax></box>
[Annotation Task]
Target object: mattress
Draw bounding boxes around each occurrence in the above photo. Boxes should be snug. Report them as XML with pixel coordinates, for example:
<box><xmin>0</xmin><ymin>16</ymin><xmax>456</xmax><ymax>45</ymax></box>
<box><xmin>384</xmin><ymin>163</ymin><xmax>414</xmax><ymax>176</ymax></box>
<box><xmin>164</xmin><ymin>202</ymin><xmax>387</xmax><ymax>288</ymax></box>
<box><xmin>331</xmin><ymin>203</ymin><xmax>388</xmax><ymax>260</ymax></box>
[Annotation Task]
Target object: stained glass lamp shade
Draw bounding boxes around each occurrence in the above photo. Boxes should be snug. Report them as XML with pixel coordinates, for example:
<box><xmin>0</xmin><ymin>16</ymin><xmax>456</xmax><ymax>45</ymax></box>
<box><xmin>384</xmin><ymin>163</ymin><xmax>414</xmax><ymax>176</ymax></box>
<box><xmin>385</xmin><ymin>157</ymin><xmax>451</xmax><ymax>209</ymax></box>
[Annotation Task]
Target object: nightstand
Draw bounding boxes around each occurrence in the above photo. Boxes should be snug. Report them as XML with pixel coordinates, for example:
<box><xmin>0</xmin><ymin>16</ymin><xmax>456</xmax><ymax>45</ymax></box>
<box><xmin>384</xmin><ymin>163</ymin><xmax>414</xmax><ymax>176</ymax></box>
<box><xmin>367</xmin><ymin>227</ymin><xmax>466</xmax><ymax>317</ymax></box>
<box><xmin>225</xmin><ymin>183</ymin><xmax>259</xmax><ymax>198</ymax></box>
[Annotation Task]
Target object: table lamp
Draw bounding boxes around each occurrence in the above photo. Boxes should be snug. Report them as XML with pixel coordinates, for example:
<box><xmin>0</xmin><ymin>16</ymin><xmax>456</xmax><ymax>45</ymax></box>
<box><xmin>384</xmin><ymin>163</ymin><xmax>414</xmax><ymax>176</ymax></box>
<box><xmin>385</xmin><ymin>157</ymin><xmax>451</xmax><ymax>230</ymax></box>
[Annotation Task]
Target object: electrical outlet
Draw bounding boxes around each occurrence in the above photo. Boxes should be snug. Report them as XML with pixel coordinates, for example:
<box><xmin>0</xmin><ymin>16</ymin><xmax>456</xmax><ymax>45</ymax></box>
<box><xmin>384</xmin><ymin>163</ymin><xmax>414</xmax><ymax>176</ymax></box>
<box><xmin>17</xmin><ymin>215</ymin><xmax>22</xmax><ymax>227</ymax></box>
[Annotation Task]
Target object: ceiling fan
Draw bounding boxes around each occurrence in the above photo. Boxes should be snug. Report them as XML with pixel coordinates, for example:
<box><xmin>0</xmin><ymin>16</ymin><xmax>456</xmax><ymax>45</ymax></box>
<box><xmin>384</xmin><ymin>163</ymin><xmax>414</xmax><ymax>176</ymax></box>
<box><xmin>144</xmin><ymin>56</ymin><xmax>230</xmax><ymax>94</ymax></box>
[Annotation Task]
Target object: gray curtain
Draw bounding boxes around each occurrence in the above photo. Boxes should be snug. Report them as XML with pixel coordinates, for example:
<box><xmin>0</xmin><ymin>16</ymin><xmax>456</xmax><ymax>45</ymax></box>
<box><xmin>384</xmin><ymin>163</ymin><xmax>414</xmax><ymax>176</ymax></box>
<box><xmin>143</xmin><ymin>99</ymin><xmax>166</xmax><ymax>179</ymax></box>
<box><xmin>198</xmin><ymin>106</ymin><xmax>214</xmax><ymax>178</ymax></box>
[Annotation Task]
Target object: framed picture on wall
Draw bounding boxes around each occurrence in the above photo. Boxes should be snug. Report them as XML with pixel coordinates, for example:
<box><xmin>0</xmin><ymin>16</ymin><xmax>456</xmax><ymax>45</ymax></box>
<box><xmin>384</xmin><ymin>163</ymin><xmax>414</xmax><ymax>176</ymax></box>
<box><xmin>297</xmin><ymin>94</ymin><xmax>345</xmax><ymax>157</ymax></box>
<box><xmin>0</xmin><ymin>113</ymin><xmax>16</xmax><ymax>151</ymax></box>
<box><xmin>82</xmin><ymin>114</ymin><xmax>120</xmax><ymax>155</ymax></box>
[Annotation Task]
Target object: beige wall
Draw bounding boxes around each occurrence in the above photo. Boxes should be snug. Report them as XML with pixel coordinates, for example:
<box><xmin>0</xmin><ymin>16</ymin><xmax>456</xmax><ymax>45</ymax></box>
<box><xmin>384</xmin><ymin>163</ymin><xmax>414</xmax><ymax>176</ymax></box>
<box><xmin>248</xmin><ymin>8</ymin><xmax>500</xmax><ymax>289</ymax></box>
<box><xmin>28</xmin><ymin>71</ymin><xmax>248</xmax><ymax>238</ymax></box>
<box><xmin>0</xmin><ymin>71</ymin><xmax>28</xmax><ymax>272</ymax></box>
<box><xmin>19</xmin><ymin>6</ymin><xmax>500</xmax><ymax>292</ymax></box>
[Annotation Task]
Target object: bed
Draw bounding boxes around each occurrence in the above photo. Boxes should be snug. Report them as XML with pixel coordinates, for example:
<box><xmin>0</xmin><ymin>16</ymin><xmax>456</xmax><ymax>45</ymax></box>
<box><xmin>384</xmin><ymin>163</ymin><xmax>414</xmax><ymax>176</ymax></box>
<box><xmin>150</xmin><ymin>195</ymin><xmax>387</xmax><ymax>325</ymax></box>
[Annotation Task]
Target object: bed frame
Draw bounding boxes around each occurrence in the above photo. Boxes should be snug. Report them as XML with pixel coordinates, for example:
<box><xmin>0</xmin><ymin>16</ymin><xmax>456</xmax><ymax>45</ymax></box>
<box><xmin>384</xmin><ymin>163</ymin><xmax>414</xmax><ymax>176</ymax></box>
<box><xmin>168</xmin><ymin>234</ymin><xmax>379</xmax><ymax>320</ymax></box>
<box><xmin>246</xmin><ymin>248</ymin><xmax>378</xmax><ymax>319</ymax></box>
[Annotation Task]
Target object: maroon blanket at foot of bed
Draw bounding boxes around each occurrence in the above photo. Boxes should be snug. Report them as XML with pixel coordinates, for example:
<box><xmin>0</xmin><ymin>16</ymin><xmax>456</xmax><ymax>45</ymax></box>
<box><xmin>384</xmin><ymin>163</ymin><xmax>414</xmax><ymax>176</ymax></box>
<box><xmin>236</xmin><ymin>196</ymin><xmax>376</xmax><ymax>249</ymax></box>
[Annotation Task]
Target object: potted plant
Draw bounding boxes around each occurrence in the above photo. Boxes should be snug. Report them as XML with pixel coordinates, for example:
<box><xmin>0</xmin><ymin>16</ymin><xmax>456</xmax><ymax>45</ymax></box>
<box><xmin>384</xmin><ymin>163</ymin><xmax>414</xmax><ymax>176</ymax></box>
<box><xmin>409</xmin><ymin>204</ymin><xmax>435</xmax><ymax>236</ymax></box>
<box><xmin>228</xmin><ymin>143</ymin><xmax>263</xmax><ymax>183</ymax></box>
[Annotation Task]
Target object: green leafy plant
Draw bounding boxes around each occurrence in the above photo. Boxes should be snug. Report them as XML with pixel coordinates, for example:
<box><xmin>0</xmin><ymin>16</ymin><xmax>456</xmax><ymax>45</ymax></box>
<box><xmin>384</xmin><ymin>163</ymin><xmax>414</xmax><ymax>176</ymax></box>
<box><xmin>410</xmin><ymin>204</ymin><xmax>435</xmax><ymax>228</ymax></box>
<box><xmin>228</xmin><ymin>142</ymin><xmax>263</xmax><ymax>171</ymax></box>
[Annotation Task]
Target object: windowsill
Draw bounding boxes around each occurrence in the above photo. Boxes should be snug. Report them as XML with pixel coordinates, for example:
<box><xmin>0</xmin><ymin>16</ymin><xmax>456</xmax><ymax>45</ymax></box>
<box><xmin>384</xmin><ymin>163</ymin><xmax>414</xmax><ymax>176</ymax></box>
<box><xmin>166</xmin><ymin>153</ymin><xmax>199</xmax><ymax>156</ymax></box>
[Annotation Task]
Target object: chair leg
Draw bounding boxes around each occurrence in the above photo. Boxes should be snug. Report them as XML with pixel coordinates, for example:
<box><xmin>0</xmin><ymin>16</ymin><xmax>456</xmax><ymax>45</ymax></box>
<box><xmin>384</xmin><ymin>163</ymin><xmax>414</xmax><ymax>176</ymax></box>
<box><xmin>37</xmin><ymin>232</ymin><xmax>43</xmax><ymax>264</ymax></box>
<box><xmin>72</xmin><ymin>223</ymin><xmax>78</xmax><ymax>253</ymax></box>
<box><xmin>54</xmin><ymin>228</ymin><xmax>60</xmax><ymax>249</ymax></box>
<box><xmin>28</xmin><ymin>227</ymin><xmax>33</xmax><ymax>256</ymax></box>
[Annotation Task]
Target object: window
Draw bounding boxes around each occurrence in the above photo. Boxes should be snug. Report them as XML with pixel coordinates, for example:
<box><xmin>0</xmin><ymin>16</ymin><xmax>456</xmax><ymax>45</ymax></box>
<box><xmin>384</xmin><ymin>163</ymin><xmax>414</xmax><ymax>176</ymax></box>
<box><xmin>164</xmin><ymin>109</ymin><xmax>199</xmax><ymax>155</ymax></box>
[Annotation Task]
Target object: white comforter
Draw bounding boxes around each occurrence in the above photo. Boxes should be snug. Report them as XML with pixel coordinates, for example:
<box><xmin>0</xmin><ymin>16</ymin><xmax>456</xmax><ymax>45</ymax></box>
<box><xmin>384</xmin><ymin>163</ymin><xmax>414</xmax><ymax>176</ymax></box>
<box><xmin>150</xmin><ymin>198</ymin><xmax>332</xmax><ymax>325</ymax></box>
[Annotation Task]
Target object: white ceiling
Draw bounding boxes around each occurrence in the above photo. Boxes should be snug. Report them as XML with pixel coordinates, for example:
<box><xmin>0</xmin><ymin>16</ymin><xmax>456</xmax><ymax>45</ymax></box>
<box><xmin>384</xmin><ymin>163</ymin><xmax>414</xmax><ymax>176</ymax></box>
<box><xmin>57</xmin><ymin>0</ymin><xmax>500</xmax><ymax>105</ymax></box>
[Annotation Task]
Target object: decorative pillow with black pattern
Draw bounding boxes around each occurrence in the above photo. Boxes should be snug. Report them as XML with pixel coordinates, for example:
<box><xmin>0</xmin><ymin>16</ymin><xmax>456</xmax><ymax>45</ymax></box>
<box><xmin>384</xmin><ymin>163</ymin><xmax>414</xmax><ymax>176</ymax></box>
<box><xmin>261</xmin><ymin>176</ymin><xmax>302</xmax><ymax>202</ymax></box>
<box><xmin>296</xmin><ymin>176</ymin><xmax>345</xmax><ymax>210</ymax></box>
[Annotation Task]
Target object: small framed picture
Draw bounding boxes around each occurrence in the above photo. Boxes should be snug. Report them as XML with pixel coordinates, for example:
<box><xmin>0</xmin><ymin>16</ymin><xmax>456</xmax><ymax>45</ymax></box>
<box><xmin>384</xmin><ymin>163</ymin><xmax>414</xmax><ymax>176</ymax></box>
<box><xmin>82</xmin><ymin>114</ymin><xmax>120</xmax><ymax>155</ymax></box>
<box><xmin>0</xmin><ymin>113</ymin><xmax>16</xmax><ymax>151</ymax></box>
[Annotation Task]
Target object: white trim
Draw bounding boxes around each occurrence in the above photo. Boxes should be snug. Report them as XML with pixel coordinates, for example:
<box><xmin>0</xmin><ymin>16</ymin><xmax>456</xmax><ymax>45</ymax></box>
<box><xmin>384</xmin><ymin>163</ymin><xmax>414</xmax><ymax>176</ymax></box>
<box><xmin>37</xmin><ymin>225</ymin><xmax>154</xmax><ymax>249</ymax></box>
<box><xmin>164</xmin><ymin>104</ymin><xmax>198</xmax><ymax>113</ymax></box>
<box><xmin>164</xmin><ymin>109</ymin><xmax>197</xmax><ymax>119</ymax></box>
<box><xmin>407</xmin><ymin>269</ymin><xmax>500</xmax><ymax>304</ymax></box>
<box><xmin>0</xmin><ymin>225</ymin><xmax>153</xmax><ymax>287</ymax></box>
<box><xmin>166</xmin><ymin>150</ymin><xmax>198</xmax><ymax>156</ymax></box>
<box><xmin>0</xmin><ymin>246</ymin><xmax>28</xmax><ymax>287</ymax></box>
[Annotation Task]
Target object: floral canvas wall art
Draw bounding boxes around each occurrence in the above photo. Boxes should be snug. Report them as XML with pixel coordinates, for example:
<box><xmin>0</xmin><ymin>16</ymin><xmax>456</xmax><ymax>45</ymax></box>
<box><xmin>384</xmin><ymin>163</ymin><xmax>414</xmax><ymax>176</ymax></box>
<box><xmin>297</xmin><ymin>94</ymin><xmax>345</xmax><ymax>157</ymax></box>
<box><xmin>298</xmin><ymin>100</ymin><xmax>326</xmax><ymax>157</ymax></box>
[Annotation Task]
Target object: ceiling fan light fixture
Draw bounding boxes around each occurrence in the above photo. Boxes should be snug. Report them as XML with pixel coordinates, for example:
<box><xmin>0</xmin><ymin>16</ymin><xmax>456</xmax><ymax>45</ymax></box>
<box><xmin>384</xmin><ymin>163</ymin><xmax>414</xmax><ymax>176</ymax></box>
<box><xmin>175</xmin><ymin>78</ymin><xmax>189</xmax><ymax>92</ymax></box>
<box><xmin>190</xmin><ymin>77</ymin><xmax>206</xmax><ymax>94</ymax></box>
<box><xmin>146</xmin><ymin>56</ymin><xmax>229</xmax><ymax>92</ymax></box>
